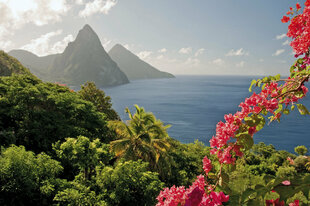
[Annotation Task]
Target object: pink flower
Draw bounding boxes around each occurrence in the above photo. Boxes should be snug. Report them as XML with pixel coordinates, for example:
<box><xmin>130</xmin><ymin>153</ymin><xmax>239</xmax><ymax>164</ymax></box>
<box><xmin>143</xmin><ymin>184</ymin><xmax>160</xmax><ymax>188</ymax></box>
<box><xmin>184</xmin><ymin>187</ymin><xmax>204</xmax><ymax>206</ymax></box>
<box><xmin>203</xmin><ymin>157</ymin><xmax>212</xmax><ymax>175</ymax></box>
<box><xmin>156</xmin><ymin>186</ymin><xmax>186</xmax><ymax>206</ymax></box>
<box><xmin>289</xmin><ymin>200</ymin><xmax>300</xmax><ymax>206</ymax></box>
<box><xmin>248</xmin><ymin>126</ymin><xmax>256</xmax><ymax>136</ymax></box>
<box><xmin>200</xmin><ymin>191</ymin><xmax>229</xmax><ymax>206</ymax></box>
<box><xmin>266</xmin><ymin>198</ymin><xmax>285</xmax><ymax>206</ymax></box>
<box><xmin>282</xmin><ymin>180</ymin><xmax>291</xmax><ymax>185</ymax></box>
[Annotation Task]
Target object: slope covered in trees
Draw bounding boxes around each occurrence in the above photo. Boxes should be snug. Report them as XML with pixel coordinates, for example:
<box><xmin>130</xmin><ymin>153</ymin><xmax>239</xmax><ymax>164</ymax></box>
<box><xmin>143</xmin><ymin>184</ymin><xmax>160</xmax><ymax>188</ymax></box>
<box><xmin>0</xmin><ymin>50</ymin><xmax>33</xmax><ymax>76</ymax></box>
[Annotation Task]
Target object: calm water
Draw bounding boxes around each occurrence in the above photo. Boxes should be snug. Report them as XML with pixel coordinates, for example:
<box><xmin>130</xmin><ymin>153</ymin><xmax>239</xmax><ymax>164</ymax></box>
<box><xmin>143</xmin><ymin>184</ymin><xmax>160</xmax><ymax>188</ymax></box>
<box><xmin>104</xmin><ymin>75</ymin><xmax>310</xmax><ymax>153</ymax></box>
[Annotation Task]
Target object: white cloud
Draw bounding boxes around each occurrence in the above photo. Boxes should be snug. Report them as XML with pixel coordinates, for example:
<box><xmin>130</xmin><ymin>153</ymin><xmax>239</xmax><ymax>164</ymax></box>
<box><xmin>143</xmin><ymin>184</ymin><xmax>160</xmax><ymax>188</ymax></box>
<box><xmin>185</xmin><ymin>57</ymin><xmax>200</xmax><ymax>66</ymax></box>
<box><xmin>282</xmin><ymin>40</ymin><xmax>290</xmax><ymax>46</ymax></box>
<box><xmin>158</xmin><ymin>48</ymin><xmax>167</xmax><ymax>53</ymax></box>
<box><xmin>212</xmin><ymin>58</ymin><xmax>224</xmax><ymax>66</ymax></box>
<box><xmin>272</xmin><ymin>49</ymin><xmax>285</xmax><ymax>56</ymax></box>
<box><xmin>20</xmin><ymin>30</ymin><xmax>65</xmax><ymax>56</ymax></box>
<box><xmin>0</xmin><ymin>25</ymin><xmax>13</xmax><ymax>51</ymax></box>
<box><xmin>236</xmin><ymin>61</ymin><xmax>245</xmax><ymax>68</ymax></box>
<box><xmin>226</xmin><ymin>48</ymin><xmax>249</xmax><ymax>56</ymax></box>
<box><xmin>276</xmin><ymin>33</ymin><xmax>287</xmax><ymax>40</ymax></box>
<box><xmin>75</xmin><ymin>0</ymin><xmax>84</xmax><ymax>4</ymax></box>
<box><xmin>50</xmin><ymin>34</ymin><xmax>74</xmax><ymax>54</ymax></box>
<box><xmin>137</xmin><ymin>51</ymin><xmax>152</xmax><ymax>60</ymax></box>
<box><xmin>0</xmin><ymin>40</ymin><xmax>13</xmax><ymax>51</ymax></box>
<box><xmin>259</xmin><ymin>59</ymin><xmax>264</xmax><ymax>62</ymax></box>
<box><xmin>0</xmin><ymin>0</ymin><xmax>70</xmax><ymax>51</ymax></box>
<box><xmin>194</xmin><ymin>48</ymin><xmax>205</xmax><ymax>57</ymax></box>
<box><xmin>79</xmin><ymin>0</ymin><xmax>117</xmax><ymax>17</ymax></box>
<box><xmin>156</xmin><ymin>55</ymin><xmax>164</xmax><ymax>60</ymax></box>
<box><xmin>179</xmin><ymin>47</ymin><xmax>192</xmax><ymax>54</ymax></box>
<box><xmin>0</xmin><ymin>0</ymin><xmax>69</xmax><ymax>28</ymax></box>
<box><xmin>100</xmin><ymin>37</ymin><xmax>111</xmax><ymax>48</ymax></box>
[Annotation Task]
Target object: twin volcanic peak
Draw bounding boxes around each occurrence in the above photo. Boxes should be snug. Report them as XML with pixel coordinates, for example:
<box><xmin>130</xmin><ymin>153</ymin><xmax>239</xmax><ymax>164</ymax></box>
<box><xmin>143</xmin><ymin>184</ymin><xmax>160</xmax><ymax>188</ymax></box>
<box><xmin>9</xmin><ymin>24</ymin><xmax>174</xmax><ymax>87</ymax></box>
<box><xmin>109</xmin><ymin>44</ymin><xmax>174</xmax><ymax>80</ymax></box>
<box><xmin>10</xmin><ymin>24</ymin><xmax>129</xmax><ymax>87</ymax></box>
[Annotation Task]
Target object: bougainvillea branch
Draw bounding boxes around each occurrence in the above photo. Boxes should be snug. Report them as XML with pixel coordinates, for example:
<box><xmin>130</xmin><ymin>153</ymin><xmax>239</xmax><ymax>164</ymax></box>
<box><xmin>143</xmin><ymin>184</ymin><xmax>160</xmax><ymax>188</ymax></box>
<box><xmin>156</xmin><ymin>1</ymin><xmax>310</xmax><ymax>205</ymax></box>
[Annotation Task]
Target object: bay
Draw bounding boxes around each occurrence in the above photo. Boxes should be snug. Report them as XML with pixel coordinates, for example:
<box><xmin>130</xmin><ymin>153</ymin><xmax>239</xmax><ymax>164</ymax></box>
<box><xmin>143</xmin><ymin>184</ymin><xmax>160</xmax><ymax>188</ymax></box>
<box><xmin>104</xmin><ymin>75</ymin><xmax>310</xmax><ymax>153</ymax></box>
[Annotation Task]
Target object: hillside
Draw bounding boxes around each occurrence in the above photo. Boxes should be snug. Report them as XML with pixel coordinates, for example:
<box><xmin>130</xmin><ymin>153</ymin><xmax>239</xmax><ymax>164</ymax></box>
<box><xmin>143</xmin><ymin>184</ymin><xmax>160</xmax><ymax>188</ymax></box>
<box><xmin>0</xmin><ymin>50</ymin><xmax>33</xmax><ymax>76</ymax></box>
<box><xmin>108</xmin><ymin>44</ymin><xmax>174</xmax><ymax>80</ymax></box>
<box><xmin>8</xmin><ymin>49</ymin><xmax>57</xmax><ymax>79</ymax></box>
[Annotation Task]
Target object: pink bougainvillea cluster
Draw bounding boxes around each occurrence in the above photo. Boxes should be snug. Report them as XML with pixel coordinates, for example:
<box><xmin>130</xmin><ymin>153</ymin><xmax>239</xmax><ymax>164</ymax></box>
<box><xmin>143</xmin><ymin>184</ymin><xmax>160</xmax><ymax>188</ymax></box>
<box><xmin>156</xmin><ymin>175</ymin><xmax>229</xmax><ymax>206</ymax></box>
<box><xmin>157</xmin><ymin>1</ymin><xmax>310</xmax><ymax>205</ymax></box>
<box><xmin>282</xmin><ymin>0</ymin><xmax>310</xmax><ymax>55</ymax></box>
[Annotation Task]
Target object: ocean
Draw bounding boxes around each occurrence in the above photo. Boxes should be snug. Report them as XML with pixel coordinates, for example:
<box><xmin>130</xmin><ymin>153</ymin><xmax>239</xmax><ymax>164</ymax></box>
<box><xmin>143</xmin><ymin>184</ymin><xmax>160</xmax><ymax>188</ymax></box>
<box><xmin>104</xmin><ymin>75</ymin><xmax>310</xmax><ymax>153</ymax></box>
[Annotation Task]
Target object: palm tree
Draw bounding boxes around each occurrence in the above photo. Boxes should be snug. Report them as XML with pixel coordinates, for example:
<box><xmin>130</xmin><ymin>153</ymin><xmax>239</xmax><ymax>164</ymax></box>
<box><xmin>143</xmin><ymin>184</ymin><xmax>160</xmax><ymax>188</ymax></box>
<box><xmin>108</xmin><ymin>105</ymin><xmax>173</xmax><ymax>176</ymax></box>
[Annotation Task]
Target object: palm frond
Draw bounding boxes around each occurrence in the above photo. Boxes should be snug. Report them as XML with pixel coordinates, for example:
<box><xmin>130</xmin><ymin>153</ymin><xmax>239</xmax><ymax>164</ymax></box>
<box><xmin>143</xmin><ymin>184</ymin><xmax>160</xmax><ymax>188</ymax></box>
<box><xmin>110</xmin><ymin>138</ymin><xmax>131</xmax><ymax>157</ymax></box>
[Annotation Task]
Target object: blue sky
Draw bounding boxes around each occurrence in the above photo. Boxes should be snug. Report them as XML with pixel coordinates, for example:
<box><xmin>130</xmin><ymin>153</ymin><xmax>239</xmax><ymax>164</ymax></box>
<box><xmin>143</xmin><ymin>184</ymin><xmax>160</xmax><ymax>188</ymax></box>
<box><xmin>0</xmin><ymin>0</ymin><xmax>304</xmax><ymax>75</ymax></box>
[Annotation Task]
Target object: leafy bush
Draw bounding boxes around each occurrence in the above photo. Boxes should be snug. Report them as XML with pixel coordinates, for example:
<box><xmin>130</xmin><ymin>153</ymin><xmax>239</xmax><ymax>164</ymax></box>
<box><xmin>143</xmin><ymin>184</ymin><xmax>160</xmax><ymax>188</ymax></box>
<box><xmin>0</xmin><ymin>145</ymin><xmax>63</xmax><ymax>205</ymax></box>
<box><xmin>0</xmin><ymin>75</ymin><xmax>112</xmax><ymax>153</ymax></box>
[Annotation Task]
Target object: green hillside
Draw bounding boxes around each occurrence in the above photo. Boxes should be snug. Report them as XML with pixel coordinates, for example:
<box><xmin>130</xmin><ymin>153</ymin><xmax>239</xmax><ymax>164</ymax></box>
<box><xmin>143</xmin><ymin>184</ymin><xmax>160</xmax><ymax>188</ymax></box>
<box><xmin>0</xmin><ymin>50</ymin><xmax>33</xmax><ymax>76</ymax></box>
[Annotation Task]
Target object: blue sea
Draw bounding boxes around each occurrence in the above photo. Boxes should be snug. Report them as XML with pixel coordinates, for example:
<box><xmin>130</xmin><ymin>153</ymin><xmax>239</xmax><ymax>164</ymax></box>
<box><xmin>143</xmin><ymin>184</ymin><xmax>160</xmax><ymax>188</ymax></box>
<box><xmin>104</xmin><ymin>76</ymin><xmax>310</xmax><ymax>153</ymax></box>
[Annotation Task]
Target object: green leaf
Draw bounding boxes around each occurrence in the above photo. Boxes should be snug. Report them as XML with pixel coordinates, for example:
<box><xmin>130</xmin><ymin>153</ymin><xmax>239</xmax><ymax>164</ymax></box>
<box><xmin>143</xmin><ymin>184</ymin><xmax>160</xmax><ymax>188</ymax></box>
<box><xmin>283</xmin><ymin>109</ymin><xmax>290</xmax><ymax>115</ymax></box>
<box><xmin>303</xmin><ymin>174</ymin><xmax>310</xmax><ymax>184</ymax></box>
<box><xmin>249</xmin><ymin>80</ymin><xmax>257</xmax><ymax>92</ymax></box>
<box><xmin>257</xmin><ymin>80</ymin><xmax>262</xmax><ymax>87</ymax></box>
<box><xmin>237</xmin><ymin>133</ymin><xmax>254</xmax><ymax>150</ymax></box>
<box><xmin>244</xmin><ymin>117</ymin><xmax>255</xmax><ymax>127</ymax></box>
<box><xmin>291</xmin><ymin>105</ymin><xmax>295</xmax><ymax>111</ymax></box>
<box><xmin>255</xmin><ymin>184</ymin><xmax>265</xmax><ymax>190</ymax></box>
<box><xmin>274</xmin><ymin>186</ymin><xmax>296</xmax><ymax>202</ymax></box>
<box><xmin>263</xmin><ymin>174</ymin><xmax>275</xmax><ymax>185</ymax></box>
<box><xmin>247</xmin><ymin>198</ymin><xmax>262</xmax><ymax>206</ymax></box>
<box><xmin>254</xmin><ymin>115</ymin><xmax>265</xmax><ymax>131</ymax></box>
<box><xmin>241</xmin><ymin>188</ymin><xmax>256</xmax><ymax>202</ymax></box>
<box><xmin>297</xmin><ymin>58</ymin><xmax>304</xmax><ymax>64</ymax></box>
<box><xmin>297</xmin><ymin>104</ymin><xmax>310</xmax><ymax>115</ymax></box>
<box><xmin>275</xmin><ymin>104</ymin><xmax>283</xmax><ymax>114</ymax></box>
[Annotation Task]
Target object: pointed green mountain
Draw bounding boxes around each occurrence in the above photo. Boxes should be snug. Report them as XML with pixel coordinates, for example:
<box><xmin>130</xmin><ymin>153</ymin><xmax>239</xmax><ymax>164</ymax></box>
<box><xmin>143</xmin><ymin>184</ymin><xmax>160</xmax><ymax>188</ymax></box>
<box><xmin>9</xmin><ymin>24</ymin><xmax>129</xmax><ymax>87</ymax></box>
<box><xmin>108</xmin><ymin>44</ymin><xmax>174</xmax><ymax>80</ymax></box>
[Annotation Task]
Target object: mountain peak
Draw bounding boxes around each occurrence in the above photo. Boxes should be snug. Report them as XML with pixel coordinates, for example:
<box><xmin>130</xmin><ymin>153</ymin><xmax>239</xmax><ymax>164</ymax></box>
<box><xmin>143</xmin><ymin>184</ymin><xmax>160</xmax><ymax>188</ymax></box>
<box><xmin>110</xmin><ymin>44</ymin><xmax>134</xmax><ymax>56</ymax></box>
<box><xmin>113</xmin><ymin>44</ymin><xmax>126</xmax><ymax>49</ymax></box>
<box><xmin>108</xmin><ymin>44</ymin><xmax>175</xmax><ymax>80</ymax></box>
<box><xmin>74</xmin><ymin>24</ymin><xmax>102</xmax><ymax>47</ymax></box>
<box><xmin>82</xmin><ymin>24</ymin><xmax>94</xmax><ymax>32</ymax></box>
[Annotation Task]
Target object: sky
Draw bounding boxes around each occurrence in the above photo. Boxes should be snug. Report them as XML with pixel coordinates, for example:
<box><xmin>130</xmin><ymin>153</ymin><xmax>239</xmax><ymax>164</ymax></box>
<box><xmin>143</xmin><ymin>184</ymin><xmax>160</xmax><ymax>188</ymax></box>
<box><xmin>0</xmin><ymin>0</ymin><xmax>304</xmax><ymax>76</ymax></box>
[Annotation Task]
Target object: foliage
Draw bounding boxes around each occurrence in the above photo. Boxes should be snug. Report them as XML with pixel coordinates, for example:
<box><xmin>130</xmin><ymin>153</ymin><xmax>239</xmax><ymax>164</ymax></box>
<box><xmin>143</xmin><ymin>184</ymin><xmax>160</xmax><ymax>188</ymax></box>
<box><xmin>294</xmin><ymin>145</ymin><xmax>308</xmax><ymax>156</ymax></box>
<box><xmin>109</xmin><ymin>105</ymin><xmax>172</xmax><ymax>178</ymax></box>
<box><xmin>78</xmin><ymin>81</ymin><xmax>120</xmax><ymax>120</ymax></box>
<box><xmin>164</xmin><ymin>139</ymin><xmax>209</xmax><ymax>187</ymax></box>
<box><xmin>0</xmin><ymin>145</ymin><xmax>63</xmax><ymax>205</ymax></box>
<box><xmin>0</xmin><ymin>51</ymin><xmax>33</xmax><ymax>76</ymax></box>
<box><xmin>54</xmin><ymin>180</ymin><xmax>107</xmax><ymax>206</ymax></box>
<box><xmin>0</xmin><ymin>74</ymin><xmax>112</xmax><ymax>153</ymax></box>
<box><xmin>53</xmin><ymin>136</ymin><xmax>113</xmax><ymax>180</ymax></box>
<box><xmin>95</xmin><ymin>160</ymin><xmax>165</xmax><ymax>206</ymax></box>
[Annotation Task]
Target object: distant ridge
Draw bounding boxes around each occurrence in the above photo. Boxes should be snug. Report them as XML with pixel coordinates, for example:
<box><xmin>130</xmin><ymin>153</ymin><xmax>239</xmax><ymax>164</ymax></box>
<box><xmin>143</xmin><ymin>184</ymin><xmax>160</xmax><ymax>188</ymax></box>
<box><xmin>109</xmin><ymin>44</ymin><xmax>174</xmax><ymax>80</ymax></box>
<box><xmin>9</xmin><ymin>24</ymin><xmax>129</xmax><ymax>87</ymax></box>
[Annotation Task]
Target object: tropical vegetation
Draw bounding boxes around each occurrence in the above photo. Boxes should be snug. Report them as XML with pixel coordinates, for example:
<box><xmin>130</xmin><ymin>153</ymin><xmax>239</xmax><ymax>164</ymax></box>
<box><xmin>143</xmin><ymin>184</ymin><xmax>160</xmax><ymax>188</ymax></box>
<box><xmin>0</xmin><ymin>1</ymin><xmax>310</xmax><ymax>205</ymax></box>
